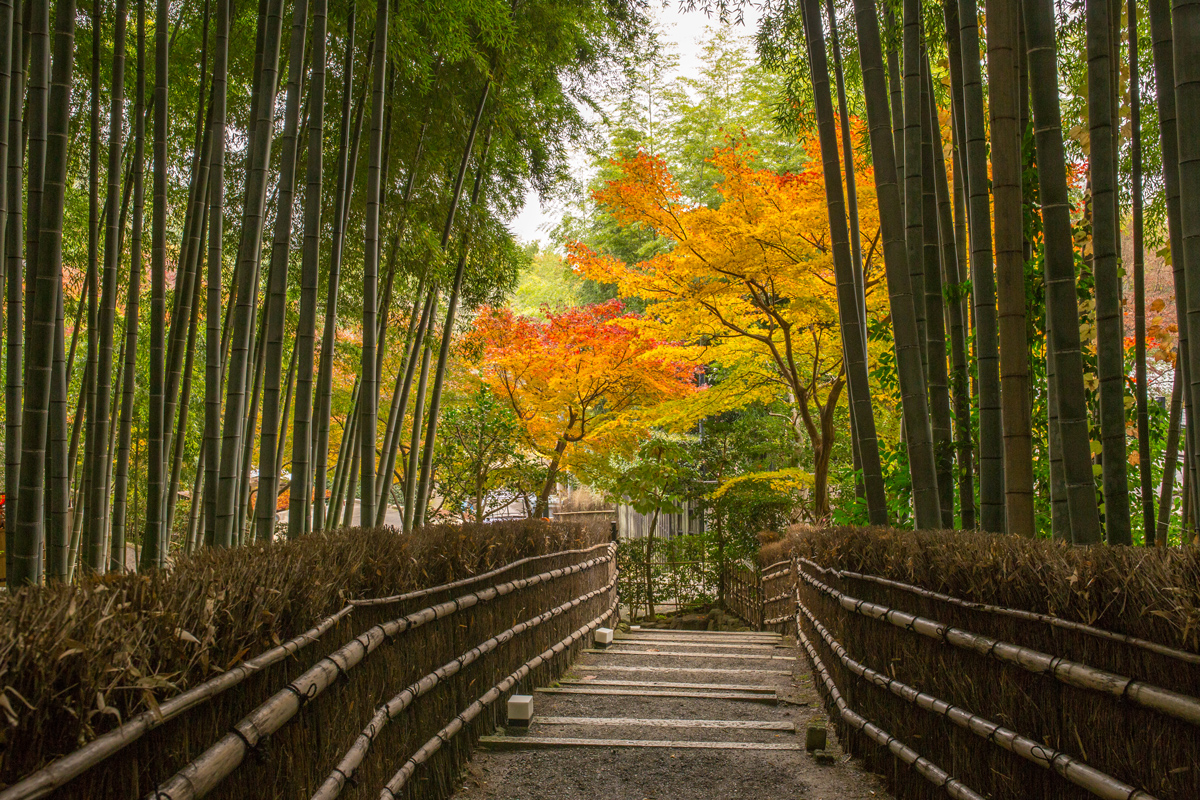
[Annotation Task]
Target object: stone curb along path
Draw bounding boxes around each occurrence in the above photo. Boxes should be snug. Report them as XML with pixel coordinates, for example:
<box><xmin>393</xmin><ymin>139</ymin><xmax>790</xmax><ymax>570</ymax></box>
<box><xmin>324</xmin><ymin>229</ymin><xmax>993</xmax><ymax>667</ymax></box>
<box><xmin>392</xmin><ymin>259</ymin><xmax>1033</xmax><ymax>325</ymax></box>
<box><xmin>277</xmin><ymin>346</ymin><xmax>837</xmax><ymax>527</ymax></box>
<box><xmin>449</xmin><ymin>627</ymin><xmax>893</xmax><ymax>800</ymax></box>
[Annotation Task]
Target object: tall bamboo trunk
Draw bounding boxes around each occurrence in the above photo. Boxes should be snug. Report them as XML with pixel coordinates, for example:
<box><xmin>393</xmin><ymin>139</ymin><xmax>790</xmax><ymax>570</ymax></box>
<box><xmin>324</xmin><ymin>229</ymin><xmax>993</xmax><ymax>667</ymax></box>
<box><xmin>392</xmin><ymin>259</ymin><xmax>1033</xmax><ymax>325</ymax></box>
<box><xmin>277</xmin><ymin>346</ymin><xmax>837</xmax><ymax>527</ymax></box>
<box><xmin>929</xmin><ymin>52</ymin><xmax>972</xmax><ymax>531</ymax></box>
<box><xmin>111</xmin><ymin>2</ymin><xmax>144</xmax><ymax>572</ymax></box>
<box><xmin>412</xmin><ymin>99</ymin><xmax>494</xmax><ymax>527</ymax></box>
<box><xmin>290</xmin><ymin>0</ymin><xmax>325</xmax><ymax>537</ymax></box>
<box><xmin>215</xmin><ymin>0</ymin><xmax>284</xmax><ymax>547</ymax></box>
<box><xmin>257</xmin><ymin>0</ymin><xmax>310</xmax><ymax>539</ymax></box>
<box><xmin>902</xmin><ymin>0</ymin><xmax>927</xmax><ymax>366</ymax></box>
<box><xmin>4</xmin><ymin>0</ymin><xmax>24</xmax><ymax>578</ymax></box>
<box><xmin>851</xmin><ymin>0</ymin><xmax>942</xmax><ymax>529</ymax></box>
<box><xmin>84</xmin><ymin>0</ymin><xmax>127</xmax><ymax>571</ymax></box>
<box><xmin>1128</xmin><ymin>0</ymin><xmax>1152</xmax><ymax>541</ymax></box>
<box><xmin>1022</xmin><ymin>0</ymin><xmax>1104</xmax><ymax>543</ymax></box>
<box><xmin>144</xmin><ymin>0</ymin><xmax>170</xmax><ymax>567</ymax></box>
<box><xmin>920</xmin><ymin>58</ymin><xmax>954</xmax><ymax>527</ymax></box>
<box><xmin>801</xmin><ymin>0</ymin><xmax>889</xmax><ymax>525</ymax></box>
<box><xmin>163</xmin><ymin>225</ymin><xmax>204</xmax><ymax>542</ymax></box>
<box><xmin>204</xmin><ymin>0</ymin><xmax>230</xmax><ymax>545</ymax></box>
<box><xmin>1088</xmin><ymin>0</ymin><xmax>1132</xmax><ymax>544</ymax></box>
<box><xmin>1172</xmin><ymin>0</ymin><xmax>1200</xmax><ymax>530</ymax></box>
<box><xmin>988</xmin><ymin>0</ymin><xmax>1035</xmax><ymax>536</ymax></box>
<box><xmin>312</xmin><ymin>9</ymin><xmax>357</xmax><ymax>532</ymax></box>
<box><xmin>1157</xmin><ymin>364</ymin><xmax>1183</xmax><ymax>544</ymax></box>
<box><xmin>359</xmin><ymin>0</ymin><xmax>389</xmax><ymax>529</ymax></box>
<box><xmin>403</xmin><ymin>300</ymin><xmax>436</xmax><ymax>531</ymax></box>
<box><xmin>960</xmin><ymin>0</ymin><xmax>1004</xmax><ymax>531</ymax></box>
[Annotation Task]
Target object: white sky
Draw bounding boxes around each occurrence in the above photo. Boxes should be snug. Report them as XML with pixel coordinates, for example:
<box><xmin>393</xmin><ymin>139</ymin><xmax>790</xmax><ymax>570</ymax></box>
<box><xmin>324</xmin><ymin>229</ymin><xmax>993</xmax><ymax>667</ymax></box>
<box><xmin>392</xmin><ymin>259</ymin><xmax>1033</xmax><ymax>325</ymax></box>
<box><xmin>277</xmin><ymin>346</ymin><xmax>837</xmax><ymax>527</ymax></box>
<box><xmin>508</xmin><ymin>2</ymin><xmax>762</xmax><ymax>248</ymax></box>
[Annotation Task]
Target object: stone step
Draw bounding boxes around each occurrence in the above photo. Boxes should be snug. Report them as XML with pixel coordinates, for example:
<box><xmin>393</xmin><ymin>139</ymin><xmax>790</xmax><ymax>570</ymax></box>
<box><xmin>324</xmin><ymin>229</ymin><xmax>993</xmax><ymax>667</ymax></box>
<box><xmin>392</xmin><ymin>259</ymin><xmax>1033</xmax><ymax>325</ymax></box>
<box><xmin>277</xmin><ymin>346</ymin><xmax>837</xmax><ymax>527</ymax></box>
<box><xmin>535</xmin><ymin>687</ymin><xmax>777</xmax><ymax>703</ymax></box>
<box><xmin>533</xmin><ymin>716</ymin><xmax>796</xmax><ymax>732</ymax></box>
<box><xmin>558</xmin><ymin>678</ymin><xmax>776</xmax><ymax>693</ymax></box>
<box><xmin>478</xmin><ymin>735</ymin><xmax>805</xmax><ymax>751</ymax></box>
<box><xmin>584</xmin><ymin>648</ymin><xmax>796</xmax><ymax>661</ymax></box>
<box><xmin>574</xmin><ymin>663</ymin><xmax>793</xmax><ymax>677</ymax></box>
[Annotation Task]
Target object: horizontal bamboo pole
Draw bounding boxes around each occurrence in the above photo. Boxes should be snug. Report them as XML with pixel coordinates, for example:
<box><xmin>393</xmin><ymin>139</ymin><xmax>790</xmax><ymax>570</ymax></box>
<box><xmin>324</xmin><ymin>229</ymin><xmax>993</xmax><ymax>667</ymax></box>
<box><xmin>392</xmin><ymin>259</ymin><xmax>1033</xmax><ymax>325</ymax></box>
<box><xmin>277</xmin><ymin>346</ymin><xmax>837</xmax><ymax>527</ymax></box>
<box><xmin>762</xmin><ymin>567</ymin><xmax>792</xmax><ymax>583</ymax></box>
<box><xmin>1</xmin><ymin>544</ymin><xmax>610</xmax><ymax>800</ymax></box>
<box><xmin>312</xmin><ymin>570</ymin><xmax>618</xmax><ymax>800</ymax></box>
<box><xmin>147</xmin><ymin>546</ymin><xmax>616</xmax><ymax>800</ymax></box>
<box><xmin>796</xmin><ymin>565</ymin><xmax>1200</xmax><ymax>728</ymax></box>
<box><xmin>795</xmin><ymin>614</ymin><xmax>985</xmax><ymax>800</ymax></box>
<box><xmin>379</xmin><ymin>598</ymin><xmax>620</xmax><ymax>798</ymax></box>
<box><xmin>798</xmin><ymin>601</ymin><xmax>1158</xmax><ymax>800</ymax></box>
<box><xmin>762</xmin><ymin>559</ymin><xmax>792</xmax><ymax>573</ymax></box>
<box><xmin>798</xmin><ymin>557</ymin><xmax>1200</xmax><ymax>666</ymax></box>
<box><xmin>765</xmin><ymin>590</ymin><xmax>793</xmax><ymax>605</ymax></box>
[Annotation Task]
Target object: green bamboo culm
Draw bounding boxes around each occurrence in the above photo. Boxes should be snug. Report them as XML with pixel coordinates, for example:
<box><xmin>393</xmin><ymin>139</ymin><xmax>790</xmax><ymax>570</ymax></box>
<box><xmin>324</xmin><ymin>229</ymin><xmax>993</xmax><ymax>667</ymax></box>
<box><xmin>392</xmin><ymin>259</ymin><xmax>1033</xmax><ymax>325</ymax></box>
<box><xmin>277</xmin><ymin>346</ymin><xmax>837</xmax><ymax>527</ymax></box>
<box><xmin>1022</xmin><ymin>0</ymin><xmax>1104</xmax><ymax>544</ymax></box>
<box><xmin>959</xmin><ymin>0</ymin><xmax>1004</xmax><ymax>532</ymax></box>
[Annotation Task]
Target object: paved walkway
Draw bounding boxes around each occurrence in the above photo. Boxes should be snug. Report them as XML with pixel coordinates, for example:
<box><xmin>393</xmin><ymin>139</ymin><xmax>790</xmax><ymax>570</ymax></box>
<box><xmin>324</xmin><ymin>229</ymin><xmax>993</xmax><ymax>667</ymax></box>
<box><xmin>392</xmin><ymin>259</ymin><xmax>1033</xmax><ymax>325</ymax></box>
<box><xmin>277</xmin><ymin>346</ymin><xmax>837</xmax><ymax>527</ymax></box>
<box><xmin>451</xmin><ymin>628</ymin><xmax>891</xmax><ymax>800</ymax></box>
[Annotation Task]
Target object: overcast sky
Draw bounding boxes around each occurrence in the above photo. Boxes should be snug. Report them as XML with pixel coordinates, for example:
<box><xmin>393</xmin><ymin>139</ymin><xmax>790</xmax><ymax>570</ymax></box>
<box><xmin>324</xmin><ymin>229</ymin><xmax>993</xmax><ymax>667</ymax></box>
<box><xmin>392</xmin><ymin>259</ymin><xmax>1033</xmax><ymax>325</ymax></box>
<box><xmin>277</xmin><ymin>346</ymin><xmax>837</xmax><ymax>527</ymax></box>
<box><xmin>508</xmin><ymin>2</ymin><xmax>763</xmax><ymax>248</ymax></box>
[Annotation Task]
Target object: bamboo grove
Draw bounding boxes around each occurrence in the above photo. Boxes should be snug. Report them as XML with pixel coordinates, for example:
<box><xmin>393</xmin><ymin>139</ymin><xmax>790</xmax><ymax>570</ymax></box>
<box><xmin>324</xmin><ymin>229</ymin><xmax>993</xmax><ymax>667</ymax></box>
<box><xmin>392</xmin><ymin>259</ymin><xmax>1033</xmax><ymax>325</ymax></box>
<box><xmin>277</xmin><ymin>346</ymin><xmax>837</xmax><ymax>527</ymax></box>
<box><xmin>0</xmin><ymin>0</ymin><xmax>646</xmax><ymax>585</ymax></box>
<box><xmin>745</xmin><ymin>0</ymin><xmax>1199</xmax><ymax>546</ymax></box>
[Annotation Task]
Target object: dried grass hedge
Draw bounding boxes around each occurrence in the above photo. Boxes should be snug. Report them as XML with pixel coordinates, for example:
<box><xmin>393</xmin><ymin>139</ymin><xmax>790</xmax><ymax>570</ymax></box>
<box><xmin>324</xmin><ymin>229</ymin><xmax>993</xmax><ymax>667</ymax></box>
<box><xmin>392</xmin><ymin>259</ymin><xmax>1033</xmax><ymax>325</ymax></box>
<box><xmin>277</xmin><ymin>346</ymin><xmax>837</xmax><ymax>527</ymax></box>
<box><xmin>0</xmin><ymin>519</ymin><xmax>607</xmax><ymax>798</ymax></box>
<box><xmin>769</xmin><ymin>525</ymin><xmax>1200</xmax><ymax>800</ymax></box>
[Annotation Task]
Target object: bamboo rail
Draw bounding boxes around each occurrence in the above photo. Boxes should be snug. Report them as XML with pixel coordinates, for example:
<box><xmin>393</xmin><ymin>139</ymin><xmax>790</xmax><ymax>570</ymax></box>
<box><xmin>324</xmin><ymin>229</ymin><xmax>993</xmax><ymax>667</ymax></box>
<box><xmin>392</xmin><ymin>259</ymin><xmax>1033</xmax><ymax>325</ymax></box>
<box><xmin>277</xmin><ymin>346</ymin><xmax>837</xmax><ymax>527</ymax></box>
<box><xmin>378</xmin><ymin>598</ymin><xmax>619</xmax><ymax>798</ymax></box>
<box><xmin>795</xmin><ymin>564</ymin><xmax>1200</xmax><ymax>728</ymax></box>
<box><xmin>794</xmin><ymin>612</ymin><xmax>985</xmax><ymax>800</ymax></box>
<box><xmin>796</xmin><ymin>557</ymin><xmax>1200</xmax><ymax>666</ymax></box>
<box><xmin>797</xmin><ymin>600</ymin><xmax>1158</xmax><ymax>800</ymax></box>
<box><xmin>0</xmin><ymin>543</ymin><xmax>611</xmax><ymax>800</ymax></box>
<box><xmin>312</xmin><ymin>571</ymin><xmax>619</xmax><ymax>799</ymax></box>
<box><xmin>147</xmin><ymin>546</ymin><xmax>616</xmax><ymax>800</ymax></box>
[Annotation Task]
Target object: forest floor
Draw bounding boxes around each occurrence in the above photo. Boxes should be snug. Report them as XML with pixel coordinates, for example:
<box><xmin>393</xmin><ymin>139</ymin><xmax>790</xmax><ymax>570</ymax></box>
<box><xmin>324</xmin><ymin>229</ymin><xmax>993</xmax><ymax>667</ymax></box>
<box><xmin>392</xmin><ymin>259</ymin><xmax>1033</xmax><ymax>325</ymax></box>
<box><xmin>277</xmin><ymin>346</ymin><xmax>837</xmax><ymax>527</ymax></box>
<box><xmin>449</xmin><ymin>628</ymin><xmax>892</xmax><ymax>800</ymax></box>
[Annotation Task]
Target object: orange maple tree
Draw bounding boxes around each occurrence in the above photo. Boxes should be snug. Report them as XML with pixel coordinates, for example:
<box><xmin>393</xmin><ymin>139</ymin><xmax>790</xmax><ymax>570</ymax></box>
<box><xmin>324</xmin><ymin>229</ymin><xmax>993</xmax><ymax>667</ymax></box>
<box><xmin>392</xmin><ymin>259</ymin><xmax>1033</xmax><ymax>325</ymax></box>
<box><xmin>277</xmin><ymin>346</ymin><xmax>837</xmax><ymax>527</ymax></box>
<box><xmin>468</xmin><ymin>300</ymin><xmax>697</xmax><ymax>516</ymax></box>
<box><xmin>570</xmin><ymin>139</ymin><xmax>884</xmax><ymax>518</ymax></box>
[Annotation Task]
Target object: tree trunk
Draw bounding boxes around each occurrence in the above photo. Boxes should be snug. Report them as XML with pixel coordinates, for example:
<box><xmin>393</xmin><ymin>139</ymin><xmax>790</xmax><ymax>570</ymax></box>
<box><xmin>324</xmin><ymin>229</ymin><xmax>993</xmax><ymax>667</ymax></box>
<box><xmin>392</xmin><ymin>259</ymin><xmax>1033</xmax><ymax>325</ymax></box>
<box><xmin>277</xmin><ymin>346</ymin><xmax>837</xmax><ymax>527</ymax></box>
<box><xmin>258</xmin><ymin>0</ymin><xmax>310</xmax><ymax>539</ymax></box>
<box><xmin>1022</xmin><ymin>0</ymin><xmax>1104</xmax><ymax>543</ymax></box>
<box><xmin>535</xmin><ymin>438</ymin><xmax>568</xmax><ymax>519</ymax></box>
<box><xmin>312</xmin><ymin>8</ymin><xmax>358</xmax><ymax>532</ymax></box>
<box><xmin>920</xmin><ymin>57</ymin><xmax>954</xmax><ymax>527</ymax></box>
<box><xmin>801</xmin><ymin>0</ymin><xmax>889</xmax><ymax>525</ymax></box>
<box><xmin>144</xmin><ymin>0</ymin><xmax>170</xmax><ymax>566</ymax></box>
<box><xmin>215</xmin><ymin>0</ymin><xmax>284</xmax><ymax>547</ymax></box>
<box><xmin>1129</xmin><ymin>0</ymin><xmax>1152</xmax><ymax>542</ymax></box>
<box><xmin>989</xmin><ymin>0</ymin><xmax>1035</xmax><ymax>535</ymax></box>
<box><xmin>903</xmin><ymin>0</ymin><xmax>927</xmax><ymax>366</ymax></box>
<box><xmin>84</xmin><ymin>0</ymin><xmax>127</xmax><ymax>572</ymax></box>
<box><xmin>4</xmin><ymin>0</ymin><xmax>24</xmax><ymax>579</ymax></box>
<box><xmin>111</xmin><ymin>2</ymin><xmax>144</xmax><ymax>571</ymax></box>
<box><xmin>1172</xmin><ymin>0</ymin><xmax>1200</xmax><ymax>532</ymax></box>
<box><xmin>1088</xmin><ymin>0</ymin><xmax>1131</xmax><ymax>544</ymax></box>
<box><xmin>14</xmin><ymin>0</ymin><xmax>75</xmax><ymax>585</ymax></box>
<box><xmin>960</xmin><ymin>0</ymin><xmax>1004</xmax><ymax>531</ymax></box>
<box><xmin>1157</xmin><ymin>365</ymin><xmax>1182</xmax><ymax>545</ymax></box>
<box><xmin>403</xmin><ymin>302</ymin><xmax>436</xmax><ymax>532</ymax></box>
<box><xmin>359</xmin><ymin>0</ymin><xmax>388</xmax><ymax>529</ymax></box>
<box><xmin>850</xmin><ymin>0</ymin><xmax>942</xmax><ymax>529</ymax></box>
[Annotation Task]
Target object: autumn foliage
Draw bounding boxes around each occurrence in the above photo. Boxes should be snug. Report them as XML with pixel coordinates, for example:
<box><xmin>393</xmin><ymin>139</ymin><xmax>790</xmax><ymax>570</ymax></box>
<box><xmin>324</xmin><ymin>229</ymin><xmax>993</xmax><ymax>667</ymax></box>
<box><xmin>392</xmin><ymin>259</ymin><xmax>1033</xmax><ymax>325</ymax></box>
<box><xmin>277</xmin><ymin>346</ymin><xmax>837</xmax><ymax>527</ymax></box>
<box><xmin>570</xmin><ymin>140</ymin><xmax>883</xmax><ymax>516</ymax></box>
<box><xmin>468</xmin><ymin>300</ymin><xmax>697</xmax><ymax>514</ymax></box>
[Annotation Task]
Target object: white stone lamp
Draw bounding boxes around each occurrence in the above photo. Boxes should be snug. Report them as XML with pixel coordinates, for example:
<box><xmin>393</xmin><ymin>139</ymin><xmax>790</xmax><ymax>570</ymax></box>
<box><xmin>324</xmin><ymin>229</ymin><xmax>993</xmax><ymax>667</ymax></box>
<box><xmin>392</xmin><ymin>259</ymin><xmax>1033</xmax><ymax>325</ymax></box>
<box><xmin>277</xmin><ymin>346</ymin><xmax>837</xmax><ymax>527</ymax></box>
<box><xmin>507</xmin><ymin>694</ymin><xmax>534</xmax><ymax>728</ymax></box>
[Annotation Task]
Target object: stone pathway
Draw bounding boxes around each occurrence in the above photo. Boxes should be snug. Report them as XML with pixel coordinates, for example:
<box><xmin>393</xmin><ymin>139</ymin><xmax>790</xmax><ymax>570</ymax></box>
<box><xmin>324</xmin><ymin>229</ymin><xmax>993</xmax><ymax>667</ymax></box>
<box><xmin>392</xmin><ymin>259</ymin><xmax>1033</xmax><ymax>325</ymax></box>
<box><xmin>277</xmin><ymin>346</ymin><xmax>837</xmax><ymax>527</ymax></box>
<box><xmin>450</xmin><ymin>628</ymin><xmax>892</xmax><ymax>800</ymax></box>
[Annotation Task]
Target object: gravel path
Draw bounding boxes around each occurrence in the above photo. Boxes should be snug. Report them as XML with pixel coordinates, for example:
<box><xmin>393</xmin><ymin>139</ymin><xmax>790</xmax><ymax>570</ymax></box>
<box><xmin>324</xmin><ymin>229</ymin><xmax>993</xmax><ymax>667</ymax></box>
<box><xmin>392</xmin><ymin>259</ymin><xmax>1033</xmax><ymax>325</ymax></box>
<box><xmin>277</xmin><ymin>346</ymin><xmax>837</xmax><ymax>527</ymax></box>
<box><xmin>449</xmin><ymin>629</ymin><xmax>891</xmax><ymax>800</ymax></box>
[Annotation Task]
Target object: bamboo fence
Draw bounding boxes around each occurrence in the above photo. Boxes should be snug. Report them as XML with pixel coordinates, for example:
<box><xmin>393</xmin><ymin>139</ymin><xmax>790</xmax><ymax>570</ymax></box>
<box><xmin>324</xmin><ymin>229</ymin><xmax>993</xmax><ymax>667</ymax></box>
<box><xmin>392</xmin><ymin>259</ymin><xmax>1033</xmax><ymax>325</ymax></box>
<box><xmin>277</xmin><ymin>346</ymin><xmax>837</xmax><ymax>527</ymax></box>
<box><xmin>0</xmin><ymin>521</ymin><xmax>613</xmax><ymax>800</ymax></box>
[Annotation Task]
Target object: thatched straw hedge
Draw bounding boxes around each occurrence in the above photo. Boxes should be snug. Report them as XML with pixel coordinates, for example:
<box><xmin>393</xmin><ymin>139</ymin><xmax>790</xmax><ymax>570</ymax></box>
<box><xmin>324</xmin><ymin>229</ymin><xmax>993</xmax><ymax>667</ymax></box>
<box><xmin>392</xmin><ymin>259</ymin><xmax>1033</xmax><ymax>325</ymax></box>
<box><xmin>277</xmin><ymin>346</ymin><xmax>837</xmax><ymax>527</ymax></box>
<box><xmin>0</xmin><ymin>519</ymin><xmax>610</xmax><ymax>799</ymax></box>
<box><xmin>769</xmin><ymin>525</ymin><xmax>1200</xmax><ymax>800</ymax></box>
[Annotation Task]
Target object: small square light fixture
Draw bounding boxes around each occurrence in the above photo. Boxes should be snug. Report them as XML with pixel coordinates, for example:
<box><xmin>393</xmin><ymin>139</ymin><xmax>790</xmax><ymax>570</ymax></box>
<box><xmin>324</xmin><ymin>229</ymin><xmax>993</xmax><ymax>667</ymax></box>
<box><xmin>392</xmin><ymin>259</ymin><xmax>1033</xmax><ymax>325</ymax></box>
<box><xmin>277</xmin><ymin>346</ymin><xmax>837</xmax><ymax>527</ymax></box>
<box><xmin>594</xmin><ymin>627</ymin><xmax>614</xmax><ymax>647</ymax></box>
<box><xmin>507</xmin><ymin>694</ymin><xmax>534</xmax><ymax>728</ymax></box>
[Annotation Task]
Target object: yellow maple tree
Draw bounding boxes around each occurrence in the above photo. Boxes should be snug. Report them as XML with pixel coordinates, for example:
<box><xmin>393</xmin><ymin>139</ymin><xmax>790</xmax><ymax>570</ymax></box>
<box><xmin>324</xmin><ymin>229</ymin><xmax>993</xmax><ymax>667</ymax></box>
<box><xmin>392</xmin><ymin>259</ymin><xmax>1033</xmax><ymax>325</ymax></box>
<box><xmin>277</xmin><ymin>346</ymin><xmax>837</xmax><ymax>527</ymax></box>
<box><xmin>570</xmin><ymin>138</ymin><xmax>885</xmax><ymax>518</ymax></box>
